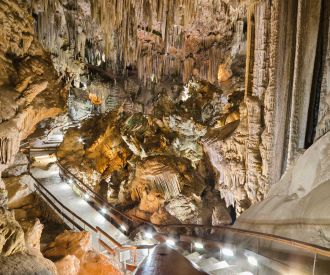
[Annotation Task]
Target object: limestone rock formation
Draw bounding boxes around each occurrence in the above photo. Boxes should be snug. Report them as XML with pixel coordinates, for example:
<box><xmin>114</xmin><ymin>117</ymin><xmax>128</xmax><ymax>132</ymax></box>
<box><xmin>2</xmin><ymin>153</ymin><xmax>29</xmax><ymax>178</ymax></box>
<box><xmin>44</xmin><ymin>231</ymin><xmax>92</xmax><ymax>260</ymax></box>
<box><xmin>44</xmin><ymin>231</ymin><xmax>121</xmax><ymax>275</ymax></box>
<box><xmin>235</xmin><ymin>131</ymin><xmax>330</xmax><ymax>248</ymax></box>
<box><xmin>0</xmin><ymin>0</ymin><xmax>67</xmax><ymax>204</ymax></box>
<box><xmin>78</xmin><ymin>250</ymin><xmax>121</xmax><ymax>275</ymax></box>
<box><xmin>0</xmin><ymin>0</ymin><xmax>67</xmax><ymax>274</ymax></box>
<box><xmin>26</xmin><ymin>0</ymin><xmax>246</xmax><ymax>86</ymax></box>
<box><xmin>57</xmin><ymin>79</ymin><xmax>243</xmax><ymax>224</ymax></box>
<box><xmin>0</xmin><ymin>208</ymin><xmax>25</xmax><ymax>257</ymax></box>
<box><xmin>55</xmin><ymin>255</ymin><xmax>80</xmax><ymax>275</ymax></box>
<box><xmin>0</xmin><ymin>209</ymin><xmax>57</xmax><ymax>274</ymax></box>
<box><xmin>0</xmin><ymin>252</ymin><xmax>57</xmax><ymax>275</ymax></box>
<box><xmin>21</xmin><ymin>219</ymin><xmax>44</xmax><ymax>257</ymax></box>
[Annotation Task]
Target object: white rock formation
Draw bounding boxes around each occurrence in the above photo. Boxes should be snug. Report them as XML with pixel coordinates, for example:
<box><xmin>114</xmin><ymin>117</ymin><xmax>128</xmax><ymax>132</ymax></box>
<box><xmin>235</xmin><ymin>131</ymin><xmax>330</xmax><ymax>248</ymax></box>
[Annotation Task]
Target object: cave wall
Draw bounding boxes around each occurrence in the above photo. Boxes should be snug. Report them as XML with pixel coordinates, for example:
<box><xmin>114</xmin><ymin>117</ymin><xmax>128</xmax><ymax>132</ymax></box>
<box><xmin>22</xmin><ymin>0</ymin><xmax>247</xmax><ymax>86</ymax></box>
<box><xmin>11</xmin><ymin>0</ymin><xmax>329</xmax><ymax>217</ymax></box>
<box><xmin>0</xmin><ymin>0</ymin><xmax>67</xmax><ymax>204</ymax></box>
<box><xmin>208</xmin><ymin>0</ymin><xmax>330</xmax><ymax>214</ymax></box>
<box><xmin>246</xmin><ymin>0</ymin><xmax>330</xmax><ymax>190</ymax></box>
<box><xmin>0</xmin><ymin>0</ymin><xmax>67</xmax><ymax>272</ymax></box>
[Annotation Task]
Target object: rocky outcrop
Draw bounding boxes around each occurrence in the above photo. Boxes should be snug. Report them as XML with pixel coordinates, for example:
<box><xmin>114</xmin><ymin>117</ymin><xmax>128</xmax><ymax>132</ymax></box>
<box><xmin>235</xmin><ymin>131</ymin><xmax>330</xmax><ymax>248</ymax></box>
<box><xmin>0</xmin><ymin>0</ymin><xmax>67</xmax><ymax>273</ymax></box>
<box><xmin>55</xmin><ymin>255</ymin><xmax>80</xmax><ymax>275</ymax></box>
<box><xmin>2</xmin><ymin>153</ymin><xmax>29</xmax><ymax>178</ymax></box>
<box><xmin>0</xmin><ymin>0</ymin><xmax>67</xmax><ymax>204</ymax></box>
<box><xmin>0</xmin><ymin>252</ymin><xmax>57</xmax><ymax>275</ymax></box>
<box><xmin>0</xmin><ymin>208</ymin><xmax>25</xmax><ymax>257</ymax></box>
<box><xmin>44</xmin><ymin>231</ymin><xmax>92</xmax><ymax>260</ymax></box>
<box><xmin>0</xmin><ymin>210</ymin><xmax>56</xmax><ymax>274</ymax></box>
<box><xmin>57</xmin><ymin>79</ymin><xmax>243</xmax><ymax>223</ymax></box>
<box><xmin>44</xmin><ymin>231</ymin><xmax>120</xmax><ymax>275</ymax></box>
<box><xmin>20</xmin><ymin>219</ymin><xmax>44</xmax><ymax>257</ymax></box>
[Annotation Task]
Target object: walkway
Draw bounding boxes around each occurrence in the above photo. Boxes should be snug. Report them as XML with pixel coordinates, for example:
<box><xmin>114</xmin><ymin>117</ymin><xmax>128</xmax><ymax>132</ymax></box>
<box><xmin>29</xmin><ymin>148</ymin><xmax>129</xmax><ymax>250</ymax></box>
<box><xmin>23</xmin><ymin>135</ymin><xmax>330</xmax><ymax>275</ymax></box>
<box><xmin>135</xmin><ymin>245</ymin><xmax>208</xmax><ymax>275</ymax></box>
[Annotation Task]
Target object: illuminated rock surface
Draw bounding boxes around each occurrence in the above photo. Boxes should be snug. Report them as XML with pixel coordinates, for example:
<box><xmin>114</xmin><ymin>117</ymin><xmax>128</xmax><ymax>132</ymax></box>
<box><xmin>0</xmin><ymin>0</ymin><xmax>330</xmax><ymax>273</ymax></box>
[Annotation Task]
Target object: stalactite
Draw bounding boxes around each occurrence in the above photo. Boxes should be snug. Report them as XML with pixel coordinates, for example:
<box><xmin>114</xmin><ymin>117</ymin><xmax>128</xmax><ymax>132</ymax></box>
<box><xmin>32</xmin><ymin>0</ymin><xmax>245</xmax><ymax>85</ymax></box>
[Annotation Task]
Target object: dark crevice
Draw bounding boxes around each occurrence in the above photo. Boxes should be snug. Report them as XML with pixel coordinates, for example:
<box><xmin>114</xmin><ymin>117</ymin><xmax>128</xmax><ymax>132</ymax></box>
<box><xmin>304</xmin><ymin>0</ymin><xmax>329</xmax><ymax>148</ymax></box>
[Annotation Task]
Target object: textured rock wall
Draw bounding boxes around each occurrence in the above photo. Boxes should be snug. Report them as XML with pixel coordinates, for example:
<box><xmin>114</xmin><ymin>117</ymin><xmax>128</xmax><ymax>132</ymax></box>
<box><xmin>57</xmin><ymin>80</ymin><xmax>239</xmax><ymax>224</ymax></box>
<box><xmin>287</xmin><ymin>0</ymin><xmax>322</xmax><ymax>164</ymax></box>
<box><xmin>205</xmin><ymin>0</ymin><xmax>330</xmax><ymax>214</ymax></box>
<box><xmin>0</xmin><ymin>0</ymin><xmax>67</xmax><ymax>204</ymax></box>
<box><xmin>235</xmin><ymin>131</ymin><xmax>330</xmax><ymax>248</ymax></box>
<box><xmin>314</xmin><ymin>1</ymin><xmax>330</xmax><ymax>142</ymax></box>
<box><xmin>202</xmin><ymin>1</ymin><xmax>275</xmax><ymax>213</ymax></box>
<box><xmin>0</xmin><ymin>0</ymin><xmax>67</xmax><ymax>273</ymax></box>
<box><xmin>23</xmin><ymin>0</ymin><xmax>247</xmax><ymax>86</ymax></box>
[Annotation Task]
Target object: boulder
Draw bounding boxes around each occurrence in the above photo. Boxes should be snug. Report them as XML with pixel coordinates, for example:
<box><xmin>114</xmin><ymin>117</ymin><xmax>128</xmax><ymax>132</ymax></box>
<box><xmin>44</xmin><ymin>231</ymin><xmax>92</xmax><ymax>260</ymax></box>
<box><xmin>48</xmin><ymin>231</ymin><xmax>121</xmax><ymax>275</ymax></box>
<box><xmin>78</xmin><ymin>250</ymin><xmax>121</xmax><ymax>275</ymax></box>
<box><xmin>2</xmin><ymin>153</ymin><xmax>29</xmax><ymax>177</ymax></box>
<box><xmin>4</xmin><ymin>175</ymin><xmax>35</xmax><ymax>210</ymax></box>
<box><xmin>20</xmin><ymin>219</ymin><xmax>44</xmax><ymax>256</ymax></box>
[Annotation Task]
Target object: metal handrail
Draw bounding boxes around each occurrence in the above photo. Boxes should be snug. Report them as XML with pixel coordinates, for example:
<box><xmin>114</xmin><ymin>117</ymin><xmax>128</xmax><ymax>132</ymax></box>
<box><xmin>132</xmin><ymin>216</ymin><xmax>330</xmax><ymax>258</ymax></box>
<box><xmin>56</xmin><ymin>160</ymin><xmax>135</xmax><ymax>226</ymax></box>
<box><xmin>34</xmin><ymin>184</ymin><xmax>84</xmax><ymax>231</ymax></box>
<box><xmin>24</xmin><ymin>121</ymin><xmax>330</xmax><ymax>265</ymax></box>
<box><xmin>56</xmin><ymin>155</ymin><xmax>330</xmax><ymax>258</ymax></box>
<box><xmin>29</xmin><ymin>171</ymin><xmax>97</xmax><ymax>233</ymax></box>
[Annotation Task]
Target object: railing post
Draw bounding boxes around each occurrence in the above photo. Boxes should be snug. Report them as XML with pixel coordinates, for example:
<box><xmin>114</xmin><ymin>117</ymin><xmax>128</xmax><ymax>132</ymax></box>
<box><xmin>98</xmin><ymin>231</ymin><xmax>101</xmax><ymax>252</ymax></box>
<box><xmin>312</xmin><ymin>253</ymin><xmax>317</xmax><ymax>275</ymax></box>
<box><xmin>133</xmin><ymin>249</ymin><xmax>137</xmax><ymax>265</ymax></box>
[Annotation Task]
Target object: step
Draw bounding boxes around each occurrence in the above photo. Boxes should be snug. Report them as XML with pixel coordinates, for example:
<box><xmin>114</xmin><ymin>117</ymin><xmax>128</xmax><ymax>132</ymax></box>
<box><xmin>186</xmin><ymin>252</ymin><xmax>203</xmax><ymax>263</ymax></box>
<box><xmin>198</xmin><ymin>257</ymin><xmax>220</xmax><ymax>269</ymax></box>
<box><xmin>202</xmin><ymin>260</ymin><xmax>231</xmax><ymax>272</ymax></box>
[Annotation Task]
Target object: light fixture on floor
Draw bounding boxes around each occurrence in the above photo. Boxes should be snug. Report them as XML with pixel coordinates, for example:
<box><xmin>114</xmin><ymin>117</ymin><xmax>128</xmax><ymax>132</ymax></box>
<box><xmin>68</xmin><ymin>179</ymin><xmax>73</xmax><ymax>184</ymax></box>
<box><xmin>78</xmin><ymin>137</ymin><xmax>83</xmax><ymax>143</ymax></box>
<box><xmin>166</xmin><ymin>239</ymin><xmax>175</xmax><ymax>246</ymax></box>
<box><xmin>247</xmin><ymin>256</ymin><xmax>258</xmax><ymax>266</ymax></box>
<box><xmin>84</xmin><ymin>194</ymin><xmax>90</xmax><ymax>200</ymax></box>
<box><xmin>120</xmin><ymin>225</ymin><xmax>126</xmax><ymax>231</ymax></box>
<box><xmin>222</xmin><ymin>248</ymin><xmax>234</xmax><ymax>256</ymax></box>
<box><xmin>101</xmin><ymin>207</ymin><xmax>107</xmax><ymax>214</ymax></box>
<box><xmin>145</xmin><ymin>232</ymin><xmax>153</xmax><ymax>239</ymax></box>
<box><xmin>194</xmin><ymin>242</ymin><xmax>204</xmax><ymax>249</ymax></box>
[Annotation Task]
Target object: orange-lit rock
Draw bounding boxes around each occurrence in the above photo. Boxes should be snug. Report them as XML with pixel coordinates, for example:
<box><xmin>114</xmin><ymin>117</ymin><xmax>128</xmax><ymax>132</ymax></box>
<box><xmin>78</xmin><ymin>250</ymin><xmax>121</xmax><ymax>275</ymax></box>
<box><xmin>55</xmin><ymin>255</ymin><xmax>80</xmax><ymax>275</ymax></box>
<box><xmin>218</xmin><ymin>63</ymin><xmax>233</xmax><ymax>83</ymax></box>
<box><xmin>44</xmin><ymin>231</ymin><xmax>92</xmax><ymax>260</ymax></box>
<box><xmin>47</xmin><ymin>231</ymin><xmax>121</xmax><ymax>275</ymax></box>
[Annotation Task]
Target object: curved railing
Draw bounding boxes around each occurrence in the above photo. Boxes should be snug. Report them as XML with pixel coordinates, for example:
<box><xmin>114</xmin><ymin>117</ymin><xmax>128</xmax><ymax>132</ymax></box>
<box><xmin>55</xmin><ymin>150</ymin><xmax>330</xmax><ymax>259</ymax></box>
<box><xmin>24</xmin><ymin>120</ymin><xmax>330</xmax><ymax>274</ymax></box>
<box><xmin>56</xmin><ymin>160</ymin><xmax>137</xmax><ymax>234</ymax></box>
<box><xmin>55</xmin><ymin>154</ymin><xmax>330</xmax><ymax>273</ymax></box>
<box><xmin>131</xmin><ymin>215</ymin><xmax>330</xmax><ymax>258</ymax></box>
<box><xmin>28</xmin><ymin>162</ymin><xmax>152</xmax><ymax>271</ymax></box>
